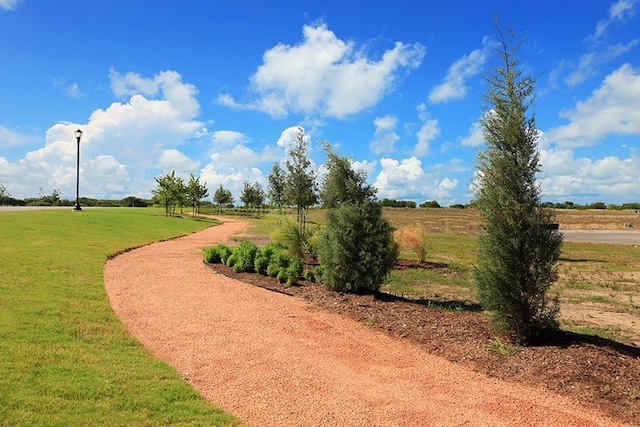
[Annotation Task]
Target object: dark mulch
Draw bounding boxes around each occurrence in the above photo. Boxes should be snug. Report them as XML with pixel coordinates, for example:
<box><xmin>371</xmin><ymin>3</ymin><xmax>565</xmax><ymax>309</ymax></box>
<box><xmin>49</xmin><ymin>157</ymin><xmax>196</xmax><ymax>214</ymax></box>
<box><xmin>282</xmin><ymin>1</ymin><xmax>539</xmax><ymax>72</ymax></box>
<box><xmin>205</xmin><ymin>261</ymin><xmax>640</xmax><ymax>425</ymax></box>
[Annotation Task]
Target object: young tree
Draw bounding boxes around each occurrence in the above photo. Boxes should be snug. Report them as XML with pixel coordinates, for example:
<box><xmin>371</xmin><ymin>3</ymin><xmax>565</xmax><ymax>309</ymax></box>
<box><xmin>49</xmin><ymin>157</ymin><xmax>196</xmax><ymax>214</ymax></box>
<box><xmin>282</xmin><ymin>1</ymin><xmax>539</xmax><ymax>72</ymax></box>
<box><xmin>317</xmin><ymin>145</ymin><xmax>398</xmax><ymax>294</ymax></box>
<box><xmin>319</xmin><ymin>141</ymin><xmax>375</xmax><ymax>208</ymax></box>
<box><xmin>186</xmin><ymin>174</ymin><xmax>209</xmax><ymax>217</ymax></box>
<box><xmin>239</xmin><ymin>181</ymin><xmax>265</xmax><ymax>211</ymax></box>
<box><xmin>267</xmin><ymin>163</ymin><xmax>286</xmax><ymax>215</ymax></box>
<box><xmin>283</xmin><ymin>127</ymin><xmax>317</xmax><ymax>235</ymax></box>
<box><xmin>473</xmin><ymin>22</ymin><xmax>562</xmax><ymax>344</ymax></box>
<box><xmin>152</xmin><ymin>170</ymin><xmax>184</xmax><ymax>216</ymax></box>
<box><xmin>213</xmin><ymin>184</ymin><xmax>234</xmax><ymax>211</ymax></box>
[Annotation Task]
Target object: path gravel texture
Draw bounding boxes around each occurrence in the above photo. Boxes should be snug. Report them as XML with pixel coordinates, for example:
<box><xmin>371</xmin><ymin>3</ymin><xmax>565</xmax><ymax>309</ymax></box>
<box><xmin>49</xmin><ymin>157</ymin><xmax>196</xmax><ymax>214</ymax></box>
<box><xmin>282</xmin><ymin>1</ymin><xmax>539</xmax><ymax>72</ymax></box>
<box><xmin>103</xmin><ymin>218</ymin><xmax>629</xmax><ymax>426</ymax></box>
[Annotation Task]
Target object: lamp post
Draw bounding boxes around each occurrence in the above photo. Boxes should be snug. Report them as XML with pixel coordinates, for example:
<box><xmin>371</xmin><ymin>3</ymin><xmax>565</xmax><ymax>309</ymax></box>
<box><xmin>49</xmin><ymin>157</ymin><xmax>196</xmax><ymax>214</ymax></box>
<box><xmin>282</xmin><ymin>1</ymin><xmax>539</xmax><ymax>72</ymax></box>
<box><xmin>73</xmin><ymin>128</ymin><xmax>83</xmax><ymax>211</ymax></box>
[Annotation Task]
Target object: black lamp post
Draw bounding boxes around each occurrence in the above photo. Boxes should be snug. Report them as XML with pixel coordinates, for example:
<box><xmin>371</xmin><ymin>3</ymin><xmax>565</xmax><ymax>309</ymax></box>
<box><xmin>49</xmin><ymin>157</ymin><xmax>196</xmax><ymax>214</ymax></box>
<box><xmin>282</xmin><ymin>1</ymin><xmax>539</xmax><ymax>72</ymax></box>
<box><xmin>73</xmin><ymin>128</ymin><xmax>83</xmax><ymax>211</ymax></box>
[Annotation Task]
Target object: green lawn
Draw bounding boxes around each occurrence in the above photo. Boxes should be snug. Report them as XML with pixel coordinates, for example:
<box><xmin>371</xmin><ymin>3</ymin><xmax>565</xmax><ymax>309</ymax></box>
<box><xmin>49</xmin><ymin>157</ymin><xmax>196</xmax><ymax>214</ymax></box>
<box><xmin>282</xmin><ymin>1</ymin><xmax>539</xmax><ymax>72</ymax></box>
<box><xmin>0</xmin><ymin>208</ymin><xmax>242</xmax><ymax>426</ymax></box>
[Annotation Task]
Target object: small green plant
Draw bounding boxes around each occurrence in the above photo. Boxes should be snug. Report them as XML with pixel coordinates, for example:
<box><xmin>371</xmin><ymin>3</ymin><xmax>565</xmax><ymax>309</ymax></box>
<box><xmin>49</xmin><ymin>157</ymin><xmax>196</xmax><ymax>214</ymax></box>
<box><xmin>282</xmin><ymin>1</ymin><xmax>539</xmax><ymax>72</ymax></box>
<box><xmin>226</xmin><ymin>254</ymin><xmax>237</xmax><ymax>268</ymax></box>
<box><xmin>277</xmin><ymin>269</ymin><xmax>288</xmax><ymax>285</ymax></box>
<box><xmin>364</xmin><ymin>317</ymin><xmax>379</xmax><ymax>327</ymax></box>
<box><xmin>624</xmin><ymin>388</ymin><xmax>639</xmax><ymax>400</ymax></box>
<box><xmin>286</xmin><ymin>258</ymin><xmax>304</xmax><ymax>286</ymax></box>
<box><xmin>304</xmin><ymin>268</ymin><xmax>316</xmax><ymax>282</ymax></box>
<box><xmin>232</xmin><ymin>240</ymin><xmax>258</xmax><ymax>273</ymax></box>
<box><xmin>203</xmin><ymin>243</ymin><xmax>232</xmax><ymax>264</ymax></box>
<box><xmin>267</xmin><ymin>263</ymin><xmax>280</xmax><ymax>278</ymax></box>
<box><xmin>487</xmin><ymin>336</ymin><xmax>519</xmax><ymax>356</ymax></box>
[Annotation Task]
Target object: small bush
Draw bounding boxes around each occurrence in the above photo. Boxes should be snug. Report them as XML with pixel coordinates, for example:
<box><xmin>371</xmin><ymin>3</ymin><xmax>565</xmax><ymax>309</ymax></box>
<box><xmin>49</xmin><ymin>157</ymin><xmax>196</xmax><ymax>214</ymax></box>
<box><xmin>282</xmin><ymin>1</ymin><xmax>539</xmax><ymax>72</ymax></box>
<box><xmin>254</xmin><ymin>255</ymin><xmax>269</xmax><ymax>275</ymax></box>
<box><xmin>277</xmin><ymin>269</ymin><xmax>288</xmax><ymax>284</ymax></box>
<box><xmin>203</xmin><ymin>244</ymin><xmax>233</xmax><ymax>264</ymax></box>
<box><xmin>226</xmin><ymin>254</ymin><xmax>237</xmax><ymax>268</ymax></box>
<box><xmin>286</xmin><ymin>258</ymin><xmax>304</xmax><ymax>286</ymax></box>
<box><xmin>303</xmin><ymin>268</ymin><xmax>316</xmax><ymax>282</ymax></box>
<box><xmin>232</xmin><ymin>240</ymin><xmax>258</xmax><ymax>273</ymax></box>
<box><xmin>266</xmin><ymin>263</ymin><xmax>280</xmax><ymax>278</ymax></box>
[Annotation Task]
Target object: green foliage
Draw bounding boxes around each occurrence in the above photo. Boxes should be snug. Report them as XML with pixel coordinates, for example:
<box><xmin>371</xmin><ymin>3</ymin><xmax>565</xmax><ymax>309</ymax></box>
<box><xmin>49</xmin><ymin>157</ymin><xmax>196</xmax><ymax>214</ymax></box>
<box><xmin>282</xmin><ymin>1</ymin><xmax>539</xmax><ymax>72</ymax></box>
<box><xmin>304</xmin><ymin>268</ymin><xmax>316</xmax><ymax>282</ymax></box>
<box><xmin>276</xmin><ymin>219</ymin><xmax>311</xmax><ymax>259</ymax></box>
<box><xmin>420</xmin><ymin>200</ymin><xmax>441</xmax><ymax>208</ymax></box>
<box><xmin>231</xmin><ymin>240</ymin><xmax>258</xmax><ymax>273</ymax></box>
<box><xmin>213</xmin><ymin>184</ymin><xmax>234</xmax><ymax>208</ymax></box>
<box><xmin>473</xmin><ymin>22</ymin><xmax>562</xmax><ymax>344</ymax></box>
<box><xmin>286</xmin><ymin>258</ymin><xmax>304</xmax><ymax>286</ymax></box>
<box><xmin>226</xmin><ymin>254</ymin><xmax>237</xmax><ymax>268</ymax></box>
<box><xmin>203</xmin><ymin>243</ymin><xmax>233</xmax><ymax>264</ymax></box>
<box><xmin>267</xmin><ymin>263</ymin><xmax>280</xmax><ymax>278</ymax></box>
<box><xmin>318</xmin><ymin>202</ymin><xmax>399</xmax><ymax>293</ymax></box>
<box><xmin>277</xmin><ymin>269</ymin><xmax>288</xmax><ymax>284</ymax></box>
<box><xmin>283</xmin><ymin>127</ymin><xmax>318</xmax><ymax>235</ymax></box>
<box><xmin>240</xmin><ymin>180</ymin><xmax>265</xmax><ymax>210</ymax></box>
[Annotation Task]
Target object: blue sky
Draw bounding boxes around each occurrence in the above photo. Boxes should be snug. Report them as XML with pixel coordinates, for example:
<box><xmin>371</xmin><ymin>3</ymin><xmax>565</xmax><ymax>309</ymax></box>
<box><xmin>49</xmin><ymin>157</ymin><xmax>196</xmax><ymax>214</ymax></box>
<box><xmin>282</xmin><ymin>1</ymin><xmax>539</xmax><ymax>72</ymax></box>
<box><xmin>1</xmin><ymin>0</ymin><xmax>638</xmax><ymax>205</ymax></box>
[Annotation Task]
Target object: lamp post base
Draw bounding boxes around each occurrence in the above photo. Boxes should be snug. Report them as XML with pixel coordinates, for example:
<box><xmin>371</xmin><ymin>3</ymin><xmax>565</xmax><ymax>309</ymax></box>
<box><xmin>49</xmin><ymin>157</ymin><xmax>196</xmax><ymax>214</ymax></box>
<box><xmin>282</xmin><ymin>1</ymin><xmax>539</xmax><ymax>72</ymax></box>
<box><xmin>73</xmin><ymin>204</ymin><xmax>82</xmax><ymax>211</ymax></box>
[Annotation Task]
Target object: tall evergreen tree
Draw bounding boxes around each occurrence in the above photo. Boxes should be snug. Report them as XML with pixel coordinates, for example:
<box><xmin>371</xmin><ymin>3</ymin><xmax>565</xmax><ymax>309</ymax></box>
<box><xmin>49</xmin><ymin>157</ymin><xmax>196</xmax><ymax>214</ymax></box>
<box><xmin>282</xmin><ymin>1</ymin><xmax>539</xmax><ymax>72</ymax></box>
<box><xmin>473</xmin><ymin>21</ymin><xmax>563</xmax><ymax>343</ymax></box>
<box><xmin>318</xmin><ymin>144</ymin><xmax>398</xmax><ymax>294</ymax></box>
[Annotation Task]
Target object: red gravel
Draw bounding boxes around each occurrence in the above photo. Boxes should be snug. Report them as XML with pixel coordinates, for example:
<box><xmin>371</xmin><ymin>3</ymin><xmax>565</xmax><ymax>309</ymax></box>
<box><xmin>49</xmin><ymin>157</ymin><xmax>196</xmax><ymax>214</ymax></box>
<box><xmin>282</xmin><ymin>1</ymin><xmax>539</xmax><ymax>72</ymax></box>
<box><xmin>104</xmin><ymin>218</ymin><xmax>631</xmax><ymax>426</ymax></box>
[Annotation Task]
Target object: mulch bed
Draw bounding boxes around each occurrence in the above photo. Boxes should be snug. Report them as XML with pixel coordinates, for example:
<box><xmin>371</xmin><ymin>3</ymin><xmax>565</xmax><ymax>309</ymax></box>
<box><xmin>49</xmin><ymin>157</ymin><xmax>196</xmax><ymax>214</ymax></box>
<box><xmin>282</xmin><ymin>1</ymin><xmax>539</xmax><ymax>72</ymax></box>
<box><xmin>205</xmin><ymin>261</ymin><xmax>640</xmax><ymax>425</ymax></box>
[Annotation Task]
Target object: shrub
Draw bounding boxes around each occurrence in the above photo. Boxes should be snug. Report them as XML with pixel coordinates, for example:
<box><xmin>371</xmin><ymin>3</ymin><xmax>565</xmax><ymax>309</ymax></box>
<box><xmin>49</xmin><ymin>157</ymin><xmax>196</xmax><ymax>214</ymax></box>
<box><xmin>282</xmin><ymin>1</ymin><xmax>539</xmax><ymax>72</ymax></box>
<box><xmin>266</xmin><ymin>263</ymin><xmax>280</xmax><ymax>278</ymax></box>
<box><xmin>286</xmin><ymin>258</ymin><xmax>304</xmax><ymax>286</ymax></box>
<box><xmin>203</xmin><ymin>244</ymin><xmax>233</xmax><ymax>264</ymax></box>
<box><xmin>303</xmin><ymin>268</ymin><xmax>316</xmax><ymax>282</ymax></box>
<box><xmin>232</xmin><ymin>240</ymin><xmax>258</xmax><ymax>273</ymax></box>
<box><xmin>226</xmin><ymin>254</ymin><xmax>237</xmax><ymax>268</ymax></box>
<box><xmin>277</xmin><ymin>269</ymin><xmax>288</xmax><ymax>284</ymax></box>
<box><xmin>318</xmin><ymin>202</ymin><xmax>398</xmax><ymax>293</ymax></box>
<box><xmin>254</xmin><ymin>255</ymin><xmax>269</xmax><ymax>275</ymax></box>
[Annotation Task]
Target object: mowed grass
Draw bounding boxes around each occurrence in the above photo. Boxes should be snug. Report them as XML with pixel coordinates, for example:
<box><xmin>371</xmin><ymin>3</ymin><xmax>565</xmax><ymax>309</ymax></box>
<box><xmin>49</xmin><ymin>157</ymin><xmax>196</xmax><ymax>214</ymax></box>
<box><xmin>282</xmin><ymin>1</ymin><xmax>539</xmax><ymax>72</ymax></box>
<box><xmin>0</xmin><ymin>208</ymin><xmax>241</xmax><ymax>426</ymax></box>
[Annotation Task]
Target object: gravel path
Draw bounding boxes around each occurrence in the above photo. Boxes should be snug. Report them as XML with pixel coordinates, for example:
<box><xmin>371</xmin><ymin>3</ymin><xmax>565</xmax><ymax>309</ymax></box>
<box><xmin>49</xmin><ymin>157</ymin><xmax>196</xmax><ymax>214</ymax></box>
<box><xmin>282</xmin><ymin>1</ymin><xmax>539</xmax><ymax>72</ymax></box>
<box><xmin>103</xmin><ymin>218</ymin><xmax>628</xmax><ymax>426</ymax></box>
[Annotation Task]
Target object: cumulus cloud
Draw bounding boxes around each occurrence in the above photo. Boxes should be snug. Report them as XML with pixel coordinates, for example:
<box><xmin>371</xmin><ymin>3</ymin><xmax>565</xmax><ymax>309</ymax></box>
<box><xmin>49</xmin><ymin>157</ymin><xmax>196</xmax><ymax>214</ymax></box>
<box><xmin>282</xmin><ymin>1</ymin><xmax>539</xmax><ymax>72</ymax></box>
<box><xmin>369</xmin><ymin>115</ymin><xmax>399</xmax><ymax>155</ymax></box>
<box><xmin>412</xmin><ymin>103</ymin><xmax>440</xmax><ymax>156</ymax></box>
<box><xmin>548</xmin><ymin>64</ymin><xmax>640</xmax><ymax>148</ymax></box>
<box><xmin>373</xmin><ymin>156</ymin><xmax>425</xmax><ymax>199</ymax></box>
<box><xmin>539</xmin><ymin>147</ymin><xmax>639</xmax><ymax>200</ymax></box>
<box><xmin>428</xmin><ymin>37</ymin><xmax>489</xmax><ymax>104</ymax></box>
<box><xmin>221</xmin><ymin>23</ymin><xmax>425</xmax><ymax>119</ymax></box>
<box><xmin>459</xmin><ymin>120</ymin><xmax>485</xmax><ymax>148</ymax></box>
<box><xmin>1</xmin><ymin>69</ymin><xmax>208</xmax><ymax>199</ymax></box>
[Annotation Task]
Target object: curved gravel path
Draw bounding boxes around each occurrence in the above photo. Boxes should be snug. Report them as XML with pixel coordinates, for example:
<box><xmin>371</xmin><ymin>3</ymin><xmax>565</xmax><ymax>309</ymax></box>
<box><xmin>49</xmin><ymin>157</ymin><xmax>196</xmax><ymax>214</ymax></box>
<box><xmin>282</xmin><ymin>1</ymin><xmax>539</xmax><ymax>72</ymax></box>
<box><xmin>104</xmin><ymin>218</ymin><xmax>628</xmax><ymax>426</ymax></box>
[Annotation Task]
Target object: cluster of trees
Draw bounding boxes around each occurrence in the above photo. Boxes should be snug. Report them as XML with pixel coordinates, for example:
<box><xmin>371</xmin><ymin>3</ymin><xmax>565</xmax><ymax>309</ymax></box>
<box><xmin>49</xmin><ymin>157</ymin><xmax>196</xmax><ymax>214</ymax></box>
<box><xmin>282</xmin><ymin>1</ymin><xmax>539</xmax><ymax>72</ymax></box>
<box><xmin>151</xmin><ymin>171</ymin><xmax>209</xmax><ymax>216</ymax></box>
<box><xmin>541</xmin><ymin>201</ymin><xmax>640</xmax><ymax>211</ymax></box>
<box><xmin>0</xmin><ymin>184</ymin><xmax>151</xmax><ymax>207</ymax></box>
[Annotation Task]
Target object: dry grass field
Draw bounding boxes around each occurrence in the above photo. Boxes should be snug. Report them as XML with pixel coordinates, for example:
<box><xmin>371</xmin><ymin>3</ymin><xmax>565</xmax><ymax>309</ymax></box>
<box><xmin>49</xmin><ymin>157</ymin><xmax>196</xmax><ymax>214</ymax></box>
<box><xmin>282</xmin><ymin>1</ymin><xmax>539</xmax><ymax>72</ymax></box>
<box><xmin>382</xmin><ymin>207</ymin><xmax>640</xmax><ymax>345</ymax></box>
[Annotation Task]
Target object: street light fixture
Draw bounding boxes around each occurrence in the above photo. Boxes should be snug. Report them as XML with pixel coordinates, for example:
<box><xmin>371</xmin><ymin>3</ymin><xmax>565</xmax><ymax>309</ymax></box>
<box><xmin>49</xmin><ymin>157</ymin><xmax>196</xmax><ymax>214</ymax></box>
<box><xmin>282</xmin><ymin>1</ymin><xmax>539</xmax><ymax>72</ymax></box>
<box><xmin>73</xmin><ymin>128</ymin><xmax>83</xmax><ymax>211</ymax></box>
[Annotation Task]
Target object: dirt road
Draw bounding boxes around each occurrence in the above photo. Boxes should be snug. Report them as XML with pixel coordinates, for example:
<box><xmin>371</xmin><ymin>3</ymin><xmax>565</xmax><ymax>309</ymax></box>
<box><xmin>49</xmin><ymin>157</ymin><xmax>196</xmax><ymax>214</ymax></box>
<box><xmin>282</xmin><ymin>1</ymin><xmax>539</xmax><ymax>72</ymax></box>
<box><xmin>103</xmin><ymin>218</ymin><xmax>628</xmax><ymax>426</ymax></box>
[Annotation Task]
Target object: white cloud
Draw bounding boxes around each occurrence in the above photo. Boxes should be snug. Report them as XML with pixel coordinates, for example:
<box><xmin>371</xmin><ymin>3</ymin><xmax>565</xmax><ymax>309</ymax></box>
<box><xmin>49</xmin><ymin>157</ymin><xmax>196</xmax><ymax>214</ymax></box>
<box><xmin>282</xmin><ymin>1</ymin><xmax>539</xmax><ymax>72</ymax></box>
<box><xmin>428</xmin><ymin>37</ymin><xmax>489</xmax><ymax>104</ymax></box>
<box><xmin>223</xmin><ymin>23</ymin><xmax>425</xmax><ymax>119</ymax></box>
<box><xmin>0</xmin><ymin>125</ymin><xmax>35</xmax><ymax>148</ymax></box>
<box><xmin>564</xmin><ymin>40</ymin><xmax>638</xmax><ymax>87</ymax></box>
<box><xmin>1</xmin><ymin>69</ymin><xmax>208</xmax><ymax>199</ymax></box>
<box><xmin>65</xmin><ymin>82</ymin><xmax>84</xmax><ymax>99</ymax></box>
<box><xmin>553</xmin><ymin>0</ymin><xmax>638</xmax><ymax>88</ymax></box>
<box><xmin>588</xmin><ymin>0</ymin><xmax>636</xmax><ymax>41</ymax></box>
<box><xmin>369</xmin><ymin>115</ymin><xmax>399</xmax><ymax>155</ymax></box>
<box><xmin>212</xmin><ymin>130</ymin><xmax>250</xmax><ymax>147</ymax></box>
<box><xmin>0</xmin><ymin>0</ymin><xmax>19</xmax><ymax>10</ymax></box>
<box><xmin>539</xmin><ymin>148</ymin><xmax>640</xmax><ymax>200</ymax></box>
<box><xmin>109</xmin><ymin>69</ymin><xmax>200</xmax><ymax>118</ymax></box>
<box><xmin>459</xmin><ymin>120</ymin><xmax>485</xmax><ymax>148</ymax></box>
<box><xmin>434</xmin><ymin>177</ymin><xmax>459</xmax><ymax>199</ymax></box>
<box><xmin>548</xmin><ymin>64</ymin><xmax>640</xmax><ymax>148</ymax></box>
<box><xmin>412</xmin><ymin>103</ymin><xmax>440</xmax><ymax>156</ymax></box>
<box><xmin>373</xmin><ymin>156</ymin><xmax>425</xmax><ymax>199</ymax></box>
